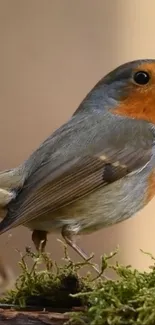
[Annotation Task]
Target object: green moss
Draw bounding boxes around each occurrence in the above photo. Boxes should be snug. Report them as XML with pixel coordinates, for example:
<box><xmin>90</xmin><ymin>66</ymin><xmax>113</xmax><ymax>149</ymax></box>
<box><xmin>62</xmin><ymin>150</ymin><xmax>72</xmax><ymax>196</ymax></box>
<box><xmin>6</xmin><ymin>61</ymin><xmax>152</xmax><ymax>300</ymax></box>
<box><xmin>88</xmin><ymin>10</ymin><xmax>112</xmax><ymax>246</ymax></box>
<box><xmin>1</xmin><ymin>245</ymin><xmax>155</xmax><ymax>324</ymax></box>
<box><xmin>0</xmin><ymin>243</ymin><xmax>95</xmax><ymax>309</ymax></box>
<box><xmin>68</xmin><ymin>250</ymin><xmax>155</xmax><ymax>325</ymax></box>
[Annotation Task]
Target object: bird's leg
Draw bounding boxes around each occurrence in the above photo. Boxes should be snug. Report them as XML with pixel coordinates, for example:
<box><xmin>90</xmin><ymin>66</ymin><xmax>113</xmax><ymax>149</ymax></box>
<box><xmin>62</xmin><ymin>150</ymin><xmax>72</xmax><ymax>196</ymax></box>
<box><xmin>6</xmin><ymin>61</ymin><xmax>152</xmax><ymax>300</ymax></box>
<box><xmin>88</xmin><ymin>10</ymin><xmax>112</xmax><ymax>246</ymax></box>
<box><xmin>61</xmin><ymin>225</ymin><xmax>109</xmax><ymax>279</ymax></box>
<box><xmin>32</xmin><ymin>230</ymin><xmax>47</xmax><ymax>252</ymax></box>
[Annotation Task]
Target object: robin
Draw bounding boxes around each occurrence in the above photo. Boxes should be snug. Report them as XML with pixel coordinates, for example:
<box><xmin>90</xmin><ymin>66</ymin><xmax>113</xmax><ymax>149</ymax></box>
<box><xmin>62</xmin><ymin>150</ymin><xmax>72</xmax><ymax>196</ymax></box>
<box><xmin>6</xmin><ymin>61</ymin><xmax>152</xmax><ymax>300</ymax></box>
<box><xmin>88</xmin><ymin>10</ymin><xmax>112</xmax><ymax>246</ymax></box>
<box><xmin>0</xmin><ymin>59</ymin><xmax>154</xmax><ymax>277</ymax></box>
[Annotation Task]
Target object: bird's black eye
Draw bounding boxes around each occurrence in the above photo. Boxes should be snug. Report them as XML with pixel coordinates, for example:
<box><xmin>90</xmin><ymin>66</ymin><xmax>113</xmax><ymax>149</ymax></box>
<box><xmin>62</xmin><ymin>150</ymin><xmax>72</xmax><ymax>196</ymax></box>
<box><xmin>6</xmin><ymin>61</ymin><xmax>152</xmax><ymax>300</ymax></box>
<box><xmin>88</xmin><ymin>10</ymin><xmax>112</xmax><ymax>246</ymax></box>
<box><xmin>133</xmin><ymin>71</ymin><xmax>150</xmax><ymax>85</ymax></box>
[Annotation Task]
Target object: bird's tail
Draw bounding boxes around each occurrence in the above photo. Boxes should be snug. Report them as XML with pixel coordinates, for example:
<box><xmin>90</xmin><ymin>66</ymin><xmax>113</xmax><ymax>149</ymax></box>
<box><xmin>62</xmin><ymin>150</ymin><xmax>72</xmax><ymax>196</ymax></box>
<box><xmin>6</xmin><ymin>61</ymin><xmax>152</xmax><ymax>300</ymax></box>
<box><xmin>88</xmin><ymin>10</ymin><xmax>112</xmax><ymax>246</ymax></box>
<box><xmin>0</xmin><ymin>167</ymin><xmax>24</xmax><ymax>293</ymax></box>
<box><xmin>0</xmin><ymin>166</ymin><xmax>25</xmax><ymax>208</ymax></box>
<box><xmin>0</xmin><ymin>166</ymin><xmax>25</xmax><ymax>190</ymax></box>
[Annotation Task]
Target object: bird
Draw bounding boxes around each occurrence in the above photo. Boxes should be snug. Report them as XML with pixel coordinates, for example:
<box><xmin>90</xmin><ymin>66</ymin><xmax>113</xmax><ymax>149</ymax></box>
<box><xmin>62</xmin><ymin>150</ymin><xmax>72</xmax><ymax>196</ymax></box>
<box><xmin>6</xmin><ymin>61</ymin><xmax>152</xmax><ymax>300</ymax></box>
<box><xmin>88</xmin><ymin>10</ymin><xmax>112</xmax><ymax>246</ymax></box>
<box><xmin>0</xmin><ymin>59</ymin><xmax>155</xmax><ymax>277</ymax></box>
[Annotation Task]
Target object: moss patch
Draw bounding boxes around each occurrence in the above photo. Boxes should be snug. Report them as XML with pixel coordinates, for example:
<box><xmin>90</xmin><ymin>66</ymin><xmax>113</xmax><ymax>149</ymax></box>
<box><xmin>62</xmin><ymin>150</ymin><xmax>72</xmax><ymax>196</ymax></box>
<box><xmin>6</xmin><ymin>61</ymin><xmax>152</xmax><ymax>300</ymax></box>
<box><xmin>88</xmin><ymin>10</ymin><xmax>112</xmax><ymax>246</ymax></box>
<box><xmin>1</xmin><ymin>245</ymin><xmax>155</xmax><ymax>324</ymax></box>
<box><xmin>0</xmin><ymin>243</ymin><xmax>95</xmax><ymax>309</ymax></box>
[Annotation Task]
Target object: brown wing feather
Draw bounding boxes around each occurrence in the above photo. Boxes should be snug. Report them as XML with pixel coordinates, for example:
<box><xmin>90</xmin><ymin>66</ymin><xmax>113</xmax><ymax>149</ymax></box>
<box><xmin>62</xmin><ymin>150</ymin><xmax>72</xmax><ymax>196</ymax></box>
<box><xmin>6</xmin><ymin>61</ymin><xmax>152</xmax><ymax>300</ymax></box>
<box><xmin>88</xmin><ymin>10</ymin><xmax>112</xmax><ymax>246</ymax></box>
<box><xmin>0</xmin><ymin>146</ymin><xmax>151</xmax><ymax>233</ymax></box>
<box><xmin>13</xmin><ymin>156</ymin><xmax>128</xmax><ymax>221</ymax></box>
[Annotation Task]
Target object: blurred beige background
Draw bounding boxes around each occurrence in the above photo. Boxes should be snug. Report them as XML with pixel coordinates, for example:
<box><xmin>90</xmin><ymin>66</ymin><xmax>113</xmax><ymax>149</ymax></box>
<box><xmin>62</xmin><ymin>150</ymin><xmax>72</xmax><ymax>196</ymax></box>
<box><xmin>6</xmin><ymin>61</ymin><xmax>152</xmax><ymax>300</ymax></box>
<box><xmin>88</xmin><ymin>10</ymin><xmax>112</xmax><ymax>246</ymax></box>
<box><xmin>0</xmin><ymin>0</ymin><xmax>155</xmax><ymax>277</ymax></box>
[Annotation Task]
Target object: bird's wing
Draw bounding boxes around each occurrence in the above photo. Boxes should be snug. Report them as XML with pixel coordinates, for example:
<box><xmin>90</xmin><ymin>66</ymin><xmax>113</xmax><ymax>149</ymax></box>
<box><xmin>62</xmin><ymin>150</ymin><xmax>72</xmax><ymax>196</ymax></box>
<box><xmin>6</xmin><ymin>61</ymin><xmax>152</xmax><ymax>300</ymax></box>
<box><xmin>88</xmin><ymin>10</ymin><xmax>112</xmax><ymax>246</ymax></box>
<box><xmin>0</xmin><ymin>143</ymin><xmax>151</xmax><ymax>232</ymax></box>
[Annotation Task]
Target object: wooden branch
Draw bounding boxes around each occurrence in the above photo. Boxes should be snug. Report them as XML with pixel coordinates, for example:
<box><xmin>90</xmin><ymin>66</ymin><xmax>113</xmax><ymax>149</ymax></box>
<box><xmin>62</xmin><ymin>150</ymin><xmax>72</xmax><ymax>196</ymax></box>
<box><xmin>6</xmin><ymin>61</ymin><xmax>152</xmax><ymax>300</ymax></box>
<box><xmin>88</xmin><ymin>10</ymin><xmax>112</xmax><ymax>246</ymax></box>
<box><xmin>0</xmin><ymin>309</ymin><xmax>70</xmax><ymax>325</ymax></box>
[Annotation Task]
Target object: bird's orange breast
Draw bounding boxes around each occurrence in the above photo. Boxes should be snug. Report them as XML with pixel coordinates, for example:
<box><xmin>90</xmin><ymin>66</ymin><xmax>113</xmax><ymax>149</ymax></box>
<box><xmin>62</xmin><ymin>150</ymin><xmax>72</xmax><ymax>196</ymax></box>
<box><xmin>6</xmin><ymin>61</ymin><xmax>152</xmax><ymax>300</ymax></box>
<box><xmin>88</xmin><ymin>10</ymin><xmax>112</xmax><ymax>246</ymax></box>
<box><xmin>145</xmin><ymin>169</ymin><xmax>155</xmax><ymax>204</ymax></box>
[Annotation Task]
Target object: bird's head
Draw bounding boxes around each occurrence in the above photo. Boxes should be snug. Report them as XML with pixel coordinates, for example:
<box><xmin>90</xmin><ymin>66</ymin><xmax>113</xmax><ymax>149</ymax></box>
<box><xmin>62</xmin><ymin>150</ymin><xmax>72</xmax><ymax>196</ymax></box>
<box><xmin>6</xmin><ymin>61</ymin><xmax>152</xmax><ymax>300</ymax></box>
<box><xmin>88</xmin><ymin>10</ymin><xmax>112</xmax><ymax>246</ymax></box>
<box><xmin>75</xmin><ymin>59</ymin><xmax>155</xmax><ymax>125</ymax></box>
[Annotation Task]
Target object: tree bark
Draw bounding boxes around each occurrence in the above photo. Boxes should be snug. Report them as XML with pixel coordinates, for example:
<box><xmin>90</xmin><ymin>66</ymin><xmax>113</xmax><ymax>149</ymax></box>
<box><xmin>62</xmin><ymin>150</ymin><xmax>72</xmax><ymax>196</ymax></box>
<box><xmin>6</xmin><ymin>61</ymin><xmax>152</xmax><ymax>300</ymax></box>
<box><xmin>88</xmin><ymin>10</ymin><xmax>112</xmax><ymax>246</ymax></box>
<box><xmin>0</xmin><ymin>309</ymin><xmax>70</xmax><ymax>325</ymax></box>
